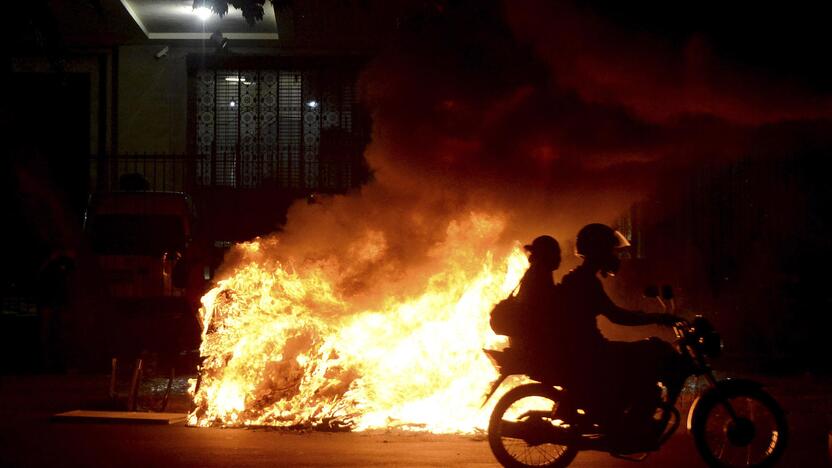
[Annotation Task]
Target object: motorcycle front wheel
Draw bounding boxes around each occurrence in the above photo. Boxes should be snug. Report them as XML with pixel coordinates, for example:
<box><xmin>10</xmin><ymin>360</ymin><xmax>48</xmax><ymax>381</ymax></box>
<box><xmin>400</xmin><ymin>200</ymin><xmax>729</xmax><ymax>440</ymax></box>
<box><xmin>689</xmin><ymin>386</ymin><xmax>788</xmax><ymax>468</ymax></box>
<box><xmin>487</xmin><ymin>383</ymin><xmax>578</xmax><ymax>468</ymax></box>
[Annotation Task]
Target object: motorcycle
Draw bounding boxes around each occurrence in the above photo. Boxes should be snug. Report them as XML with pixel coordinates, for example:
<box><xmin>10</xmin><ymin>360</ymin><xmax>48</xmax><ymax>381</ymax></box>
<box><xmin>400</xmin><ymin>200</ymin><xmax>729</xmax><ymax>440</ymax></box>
<box><xmin>483</xmin><ymin>286</ymin><xmax>788</xmax><ymax>468</ymax></box>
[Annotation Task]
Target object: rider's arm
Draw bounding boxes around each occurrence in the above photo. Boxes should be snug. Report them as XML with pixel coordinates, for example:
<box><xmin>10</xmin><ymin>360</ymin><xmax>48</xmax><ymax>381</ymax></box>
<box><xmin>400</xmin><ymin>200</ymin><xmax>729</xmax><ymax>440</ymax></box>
<box><xmin>601</xmin><ymin>302</ymin><xmax>655</xmax><ymax>326</ymax></box>
<box><xmin>598</xmin><ymin>289</ymin><xmax>672</xmax><ymax>326</ymax></box>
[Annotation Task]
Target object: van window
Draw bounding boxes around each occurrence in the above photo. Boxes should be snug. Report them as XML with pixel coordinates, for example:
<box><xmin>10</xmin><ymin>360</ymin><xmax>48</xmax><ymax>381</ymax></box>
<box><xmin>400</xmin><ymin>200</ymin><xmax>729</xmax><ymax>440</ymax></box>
<box><xmin>91</xmin><ymin>214</ymin><xmax>185</xmax><ymax>256</ymax></box>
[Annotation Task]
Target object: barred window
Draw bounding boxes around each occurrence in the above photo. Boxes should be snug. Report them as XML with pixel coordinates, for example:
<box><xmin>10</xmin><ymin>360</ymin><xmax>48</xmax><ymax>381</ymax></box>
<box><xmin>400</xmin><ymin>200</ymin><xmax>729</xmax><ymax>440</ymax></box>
<box><xmin>193</xmin><ymin>67</ymin><xmax>363</xmax><ymax>190</ymax></box>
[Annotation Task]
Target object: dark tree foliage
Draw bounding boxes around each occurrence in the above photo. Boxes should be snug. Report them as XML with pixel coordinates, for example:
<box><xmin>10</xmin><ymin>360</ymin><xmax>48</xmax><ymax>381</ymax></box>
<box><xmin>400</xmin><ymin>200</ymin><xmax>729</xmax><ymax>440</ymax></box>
<box><xmin>194</xmin><ymin>0</ymin><xmax>293</xmax><ymax>26</ymax></box>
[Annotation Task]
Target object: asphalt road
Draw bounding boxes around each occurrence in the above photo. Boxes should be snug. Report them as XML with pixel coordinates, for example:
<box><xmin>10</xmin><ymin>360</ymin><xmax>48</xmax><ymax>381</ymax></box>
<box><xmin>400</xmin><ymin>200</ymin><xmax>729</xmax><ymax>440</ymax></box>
<box><xmin>1</xmin><ymin>422</ymin><xmax>708</xmax><ymax>468</ymax></box>
<box><xmin>0</xmin><ymin>375</ymin><xmax>829</xmax><ymax>467</ymax></box>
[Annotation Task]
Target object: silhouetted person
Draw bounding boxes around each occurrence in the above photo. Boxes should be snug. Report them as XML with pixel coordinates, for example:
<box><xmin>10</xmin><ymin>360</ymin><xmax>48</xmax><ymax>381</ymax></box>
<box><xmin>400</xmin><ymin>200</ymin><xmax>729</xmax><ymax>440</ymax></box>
<box><xmin>556</xmin><ymin>224</ymin><xmax>680</xmax><ymax>445</ymax></box>
<box><xmin>513</xmin><ymin>235</ymin><xmax>561</xmax><ymax>362</ymax></box>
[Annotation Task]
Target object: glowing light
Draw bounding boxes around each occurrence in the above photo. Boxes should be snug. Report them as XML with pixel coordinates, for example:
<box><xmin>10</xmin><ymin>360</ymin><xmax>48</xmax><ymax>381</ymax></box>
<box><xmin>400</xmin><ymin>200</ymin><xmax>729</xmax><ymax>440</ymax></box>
<box><xmin>225</xmin><ymin>77</ymin><xmax>254</xmax><ymax>85</ymax></box>
<box><xmin>306</xmin><ymin>100</ymin><xmax>319</xmax><ymax>109</ymax></box>
<box><xmin>229</xmin><ymin>101</ymin><xmax>236</xmax><ymax>108</ymax></box>
<box><xmin>193</xmin><ymin>7</ymin><xmax>212</xmax><ymax>21</ymax></box>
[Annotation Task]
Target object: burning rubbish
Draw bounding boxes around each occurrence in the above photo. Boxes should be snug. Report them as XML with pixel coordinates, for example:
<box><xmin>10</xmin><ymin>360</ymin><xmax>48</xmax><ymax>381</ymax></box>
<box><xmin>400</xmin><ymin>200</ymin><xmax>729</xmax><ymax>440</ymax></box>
<box><xmin>189</xmin><ymin>213</ymin><xmax>529</xmax><ymax>433</ymax></box>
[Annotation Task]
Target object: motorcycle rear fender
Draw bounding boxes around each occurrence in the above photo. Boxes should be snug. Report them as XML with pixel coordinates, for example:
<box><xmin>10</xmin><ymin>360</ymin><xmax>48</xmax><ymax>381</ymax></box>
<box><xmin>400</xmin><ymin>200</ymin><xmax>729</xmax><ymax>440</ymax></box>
<box><xmin>481</xmin><ymin>373</ymin><xmax>509</xmax><ymax>408</ymax></box>
<box><xmin>482</xmin><ymin>348</ymin><xmax>530</xmax><ymax>407</ymax></box>
<box><xmin>686</xmin><ymin>378</ymin><xmax>764</xmax><ymax>431</ymax></box>
<box><xmin>483</xmin><ymin>348</ymin><xmax>510</xmax><ymax>369</ymax></box>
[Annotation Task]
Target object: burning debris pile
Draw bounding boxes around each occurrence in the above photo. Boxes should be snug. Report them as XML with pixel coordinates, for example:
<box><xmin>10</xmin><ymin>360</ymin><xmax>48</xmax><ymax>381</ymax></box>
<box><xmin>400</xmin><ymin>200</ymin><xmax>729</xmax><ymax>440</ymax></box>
<box><xmin>189</xmin><ymin>215</ymin><xmax>527</xmax><ymax>432</ymax></box>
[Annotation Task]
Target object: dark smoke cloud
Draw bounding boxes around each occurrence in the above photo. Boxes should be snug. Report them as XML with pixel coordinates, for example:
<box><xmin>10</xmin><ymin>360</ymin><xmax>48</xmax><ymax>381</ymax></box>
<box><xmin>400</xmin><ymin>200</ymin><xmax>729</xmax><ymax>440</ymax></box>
<box><xmin>359</xmin><ymin>0</ymin><xmax>831</xmax><ymax>213</ymax></box>
<box><xmin>505</xmin><ymin>0</ymin><xmax>832</xmax><ymax>126</ymax></box>
<box><xmin>221</xmin><ymin>0</ymin><xmax>832</xmax><ymax>307</ymax></box>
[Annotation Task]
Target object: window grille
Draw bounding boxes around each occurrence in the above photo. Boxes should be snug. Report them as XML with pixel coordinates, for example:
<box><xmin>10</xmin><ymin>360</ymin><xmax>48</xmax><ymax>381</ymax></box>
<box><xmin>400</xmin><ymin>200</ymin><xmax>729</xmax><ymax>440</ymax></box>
<box><xmin>193</xmin><ymin>67</ymin><xmax>363</xmax><ymax>190</ymax></box>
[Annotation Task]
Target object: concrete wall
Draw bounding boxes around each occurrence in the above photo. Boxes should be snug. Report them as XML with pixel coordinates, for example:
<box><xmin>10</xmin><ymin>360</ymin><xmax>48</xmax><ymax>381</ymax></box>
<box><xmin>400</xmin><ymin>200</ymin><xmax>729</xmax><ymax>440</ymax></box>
<box><xmin>117</xmin><ymin>45</ymin><xmax>190</xmax><ymax>155</ymax></box>
<box><xmin>115</xmin><ymin>45</ymin><xmax>302</xmax><ymax>156</ymax></box>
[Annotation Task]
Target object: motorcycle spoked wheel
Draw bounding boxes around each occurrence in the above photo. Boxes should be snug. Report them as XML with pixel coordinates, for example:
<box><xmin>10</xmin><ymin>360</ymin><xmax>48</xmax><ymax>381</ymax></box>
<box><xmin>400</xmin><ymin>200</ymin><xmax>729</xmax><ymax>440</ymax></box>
<box><xmin>488</xmin><ymin>383</ymin><xmax>578</xmax><ymax>468</ymax></box>
<box><xmin>690</xmin><ymin>387</ymin><xmax>788</xmax><ymax>468</ymax></box>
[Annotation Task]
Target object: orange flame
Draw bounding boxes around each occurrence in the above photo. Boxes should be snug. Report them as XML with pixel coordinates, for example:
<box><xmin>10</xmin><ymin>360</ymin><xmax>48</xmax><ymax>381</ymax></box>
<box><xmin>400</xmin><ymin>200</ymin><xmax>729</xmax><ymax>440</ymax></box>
<box><xmin>189</xmin><ymin>212</ymin><xmax>529</xmax><ymax>432</ymax></box>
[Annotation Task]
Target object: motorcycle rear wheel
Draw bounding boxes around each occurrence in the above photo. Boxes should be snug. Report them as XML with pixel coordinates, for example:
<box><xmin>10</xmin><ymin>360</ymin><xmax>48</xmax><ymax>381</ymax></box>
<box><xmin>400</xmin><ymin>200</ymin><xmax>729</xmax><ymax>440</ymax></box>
<box><xmin>690</xmin><ymin>386</ymin><xmax>788</xmax><ymax>468</ymax></box>
<box><xmin>488</xmin><ymin>383</ymin><xmax>578</xmax><ymax>468</ymax></box>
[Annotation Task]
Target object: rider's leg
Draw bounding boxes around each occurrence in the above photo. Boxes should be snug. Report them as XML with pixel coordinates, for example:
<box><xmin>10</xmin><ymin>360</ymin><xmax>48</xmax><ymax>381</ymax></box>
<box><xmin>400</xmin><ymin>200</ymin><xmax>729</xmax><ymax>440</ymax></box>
<box><xmin>605</xmin><ymin>339</ymin><xmax>675</xmax><ymax>433</ymax></box>
<box><xmin>574</xmin><ymin>357</ymin><xmax>628</xmax><ymax>429</ymax></box>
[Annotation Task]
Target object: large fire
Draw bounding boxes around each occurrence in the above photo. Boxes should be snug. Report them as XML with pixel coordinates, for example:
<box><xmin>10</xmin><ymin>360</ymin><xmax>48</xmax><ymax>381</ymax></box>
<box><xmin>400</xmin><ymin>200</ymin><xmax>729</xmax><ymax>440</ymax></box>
<box><xmin>188</xmin><ymin>212</ymin><xmax>529</xmax><ymax>432</ymax></box>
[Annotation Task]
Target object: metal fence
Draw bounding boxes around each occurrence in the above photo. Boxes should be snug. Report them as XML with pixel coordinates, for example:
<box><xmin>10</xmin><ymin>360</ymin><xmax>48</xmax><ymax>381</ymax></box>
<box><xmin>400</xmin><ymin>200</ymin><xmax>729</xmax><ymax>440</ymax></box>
<box><xmin>90</xmin><ymin>150</ymin><xmax>366</xmax><ymax>194</ymax></box>
<box><xmin>91</xmin><ymin>154</ymin><xmax>200</xmax><ymax>193</ymax></box>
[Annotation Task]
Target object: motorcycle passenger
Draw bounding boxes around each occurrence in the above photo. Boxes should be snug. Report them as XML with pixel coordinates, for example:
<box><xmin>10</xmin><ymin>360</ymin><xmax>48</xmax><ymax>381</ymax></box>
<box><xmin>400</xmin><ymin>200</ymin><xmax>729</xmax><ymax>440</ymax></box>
<box><xmin>556</xmin><ymin>224</ymin><xmax>681</xmax><ymax>444</ymax></box>
<box><xmin>512</xmin><ymin>235</ymin><xmax>561</xmax><ymax>365</ymax></box>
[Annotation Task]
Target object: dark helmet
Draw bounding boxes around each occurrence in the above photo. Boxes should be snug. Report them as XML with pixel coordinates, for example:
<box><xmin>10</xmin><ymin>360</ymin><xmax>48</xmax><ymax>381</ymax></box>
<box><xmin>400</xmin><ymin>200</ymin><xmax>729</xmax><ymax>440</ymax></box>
<box><xmin>575</xmin><ymin>224</ymin><xmax>630</xmax><ymax>259</ymax></box>
<box><xmin>524</xmin><ymin>235</ymin><xmax>561</xmax><ymax>271</ymax></box>
<box><xmin>524</xmin><ymin>235</ymin><xmax>560</xmax><ymax>258</ymax></box>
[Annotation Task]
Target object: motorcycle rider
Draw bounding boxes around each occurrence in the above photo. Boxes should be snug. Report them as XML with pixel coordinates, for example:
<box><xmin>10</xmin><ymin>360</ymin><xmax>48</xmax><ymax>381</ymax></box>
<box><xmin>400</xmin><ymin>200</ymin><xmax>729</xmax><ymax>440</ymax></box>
<box><xmin>556</xmin><ymin>224</ymin><xmax>681</xmax><ymax>446</ymax></box>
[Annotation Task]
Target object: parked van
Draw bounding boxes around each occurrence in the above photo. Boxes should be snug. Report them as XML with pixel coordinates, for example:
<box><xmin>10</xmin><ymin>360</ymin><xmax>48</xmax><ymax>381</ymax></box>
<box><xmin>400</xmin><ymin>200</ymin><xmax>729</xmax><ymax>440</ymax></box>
<box><xmin>84</xmin><ymin>191</ymin><xmax>195</xmax><ymax>300</ymax></box>
<box><xmin>80</xmin><ymin>191</ymin><xmax>204</xmax><ymax>363</ymax></box>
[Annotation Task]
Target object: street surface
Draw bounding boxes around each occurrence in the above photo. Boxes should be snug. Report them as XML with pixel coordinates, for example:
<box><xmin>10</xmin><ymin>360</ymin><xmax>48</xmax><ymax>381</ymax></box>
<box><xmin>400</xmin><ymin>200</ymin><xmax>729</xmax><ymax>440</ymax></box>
<box><xmin>0</xmin><ymin>375</ymin><xmax>829</xmax><ymax>467</ymax></box>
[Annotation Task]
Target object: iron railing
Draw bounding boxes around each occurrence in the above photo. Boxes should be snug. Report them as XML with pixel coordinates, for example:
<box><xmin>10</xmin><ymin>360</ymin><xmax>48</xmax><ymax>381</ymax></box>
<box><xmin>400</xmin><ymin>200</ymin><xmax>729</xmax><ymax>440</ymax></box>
<box><xmin>90</xmin><ymin>151</ymin><xmax>366</xmax><ymax>194</ymax></box>
<box><xmin>91</xmin><ymin>153</ymin><xmax>199</xmax><ymax>193</ymax></box>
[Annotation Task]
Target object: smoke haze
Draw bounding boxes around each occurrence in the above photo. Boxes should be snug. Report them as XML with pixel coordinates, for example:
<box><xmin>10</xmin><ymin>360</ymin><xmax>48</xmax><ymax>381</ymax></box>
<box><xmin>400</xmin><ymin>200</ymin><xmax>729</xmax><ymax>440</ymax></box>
<box><xmin>218</xmin><ymin>0</ymin><xmax>832</xmax><ymax>307</ymax></box>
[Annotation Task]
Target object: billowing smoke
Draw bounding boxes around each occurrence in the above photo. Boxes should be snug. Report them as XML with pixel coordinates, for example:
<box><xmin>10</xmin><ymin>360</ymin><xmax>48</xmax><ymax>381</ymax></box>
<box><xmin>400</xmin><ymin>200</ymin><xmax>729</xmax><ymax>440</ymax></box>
<box><xmin>506</xmin><ymin>1</ymin><xmax>832</xmax><ymax>126</ymax></box>
<box><xmin>219</xmin><ymin>0</ymin><xmax>831</xmax><ymax>301</ymax></box>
